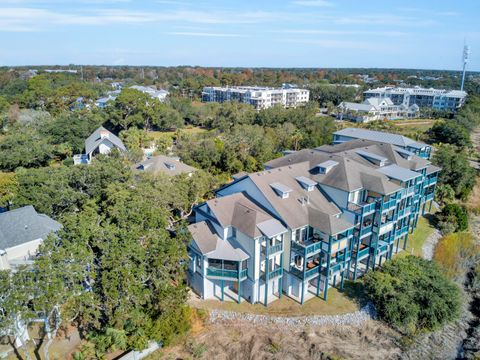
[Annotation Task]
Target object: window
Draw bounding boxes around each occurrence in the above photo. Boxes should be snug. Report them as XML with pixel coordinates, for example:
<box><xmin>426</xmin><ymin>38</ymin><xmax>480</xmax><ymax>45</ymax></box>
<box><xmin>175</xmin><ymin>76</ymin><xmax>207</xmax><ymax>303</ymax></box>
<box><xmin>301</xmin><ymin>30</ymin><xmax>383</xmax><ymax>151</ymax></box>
<box><xmin>196</xmin><ymin>256</ymin><xmax>202</xmax><ymax>270</ymax></box>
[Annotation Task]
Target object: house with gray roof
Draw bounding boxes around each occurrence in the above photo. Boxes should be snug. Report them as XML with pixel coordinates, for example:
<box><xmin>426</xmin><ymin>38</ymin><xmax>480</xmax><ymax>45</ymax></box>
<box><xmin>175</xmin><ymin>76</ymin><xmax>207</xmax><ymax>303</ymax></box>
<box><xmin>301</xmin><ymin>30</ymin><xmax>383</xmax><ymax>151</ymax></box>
<box><xmin>74</xmin><ymin>126</ymin><xmax>126</xmax><ymax>165</ymax></box>
<box><xmin>0</xmin><ymin>206</ymin><xmax>62</xmax><ymax>270</ymax></box>
<box><xmin>333</xmin><ymin>128</ymin><xmax>432</xmax><ymax>159</ymax></box>
<box><xmin>135</xmin><ymin>155</ymin><xmax>196</xmax><ymax>177</ymax></box>
<box><xmin>187</xmin><ymin>133</ymin><xmax>440</xmax><ymax>306</ymax></box>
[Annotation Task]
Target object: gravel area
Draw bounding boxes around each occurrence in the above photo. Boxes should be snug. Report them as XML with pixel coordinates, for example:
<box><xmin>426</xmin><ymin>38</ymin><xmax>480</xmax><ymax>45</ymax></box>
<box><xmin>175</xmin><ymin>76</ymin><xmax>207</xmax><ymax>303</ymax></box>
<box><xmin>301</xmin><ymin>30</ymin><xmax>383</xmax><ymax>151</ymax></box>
<box><xmin>421</xmin><ymin>228</ymin><xmax>442</xmax><ymax>260</ymax></box>
<box><xmin>209</xmin><ymin>302</ymin><xmax>376</xmax><ymax>327</ymax></box>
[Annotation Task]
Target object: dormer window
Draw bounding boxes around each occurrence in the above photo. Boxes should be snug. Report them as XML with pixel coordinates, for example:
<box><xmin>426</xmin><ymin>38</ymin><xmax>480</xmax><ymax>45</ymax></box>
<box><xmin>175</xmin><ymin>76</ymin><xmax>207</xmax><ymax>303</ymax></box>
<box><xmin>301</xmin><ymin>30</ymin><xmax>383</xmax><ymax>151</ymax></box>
<box><xmin>270</xmin><ymin>182</ymin><xmax>292</xmax><ymax>199</ymax></box>
<box><xmin>295</xmin><ymin>176</ymin><xmax>317</xmax><ymax>192</ymax></box>
<box><xmin>314</xmin><ymin>160</ymin><xmax>338</xmax><ymax>174</ymax></box>
<box><xmin>356</xmin><ymin>150</ymin><xmax>388</xmax><ymax>167</ymax></box>
<box><xmin>395</xmin><ymin>148</ymin><xmax>413</xmax><ymax>160</ymax></box>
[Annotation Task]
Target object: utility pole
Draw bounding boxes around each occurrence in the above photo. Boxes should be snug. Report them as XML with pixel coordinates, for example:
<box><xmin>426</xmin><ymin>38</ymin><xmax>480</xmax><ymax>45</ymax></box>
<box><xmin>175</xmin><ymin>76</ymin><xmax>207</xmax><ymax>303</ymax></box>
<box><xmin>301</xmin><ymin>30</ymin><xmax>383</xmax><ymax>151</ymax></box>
<box><xmin>461</xmin><ymin>42</ymin><xmax>470</xmax><ymax>91</ymax></box>
<box><xmin>80</xmin><ymin>65</ymin><xmax>84</xmax><ymax>81</ymax></box>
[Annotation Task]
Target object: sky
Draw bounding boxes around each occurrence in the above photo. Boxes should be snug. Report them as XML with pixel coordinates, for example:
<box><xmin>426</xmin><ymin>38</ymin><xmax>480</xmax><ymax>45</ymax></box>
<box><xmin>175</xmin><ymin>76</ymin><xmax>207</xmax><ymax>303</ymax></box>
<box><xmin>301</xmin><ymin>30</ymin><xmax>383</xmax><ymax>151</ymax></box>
<box><xmin>0</xmin><ymin>0</ymin><xmax>479</xmax><ymax>70</ymax></box>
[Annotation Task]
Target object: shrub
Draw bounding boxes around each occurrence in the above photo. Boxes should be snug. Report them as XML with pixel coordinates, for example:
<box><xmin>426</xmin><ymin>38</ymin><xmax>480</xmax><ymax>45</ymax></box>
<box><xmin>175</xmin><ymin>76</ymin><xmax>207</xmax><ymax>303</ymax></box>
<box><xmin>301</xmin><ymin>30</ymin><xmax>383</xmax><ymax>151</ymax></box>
<box><xmin>437</xmin><ymin>203</ymin><xmax>469</xmax><ymax>233</ymax></box>
<box><xmin>434</xmin><ymin>232</ymin><xmax>480</xmax><ymax>279</ymax></box>
<box><xmin>364</xmin><ymin>256</ymin><xmax>461</xmax><ymax>334</ymax></box>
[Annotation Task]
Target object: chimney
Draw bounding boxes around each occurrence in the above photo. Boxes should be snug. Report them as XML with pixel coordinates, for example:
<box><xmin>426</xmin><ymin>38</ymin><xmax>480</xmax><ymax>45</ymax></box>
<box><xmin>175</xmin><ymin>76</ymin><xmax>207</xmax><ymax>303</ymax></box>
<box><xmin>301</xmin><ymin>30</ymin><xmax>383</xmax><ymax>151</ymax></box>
<box><xmin>100</xmin><ymin>130</ymin><xmax>110</xmax><ymax>139</ymax></box>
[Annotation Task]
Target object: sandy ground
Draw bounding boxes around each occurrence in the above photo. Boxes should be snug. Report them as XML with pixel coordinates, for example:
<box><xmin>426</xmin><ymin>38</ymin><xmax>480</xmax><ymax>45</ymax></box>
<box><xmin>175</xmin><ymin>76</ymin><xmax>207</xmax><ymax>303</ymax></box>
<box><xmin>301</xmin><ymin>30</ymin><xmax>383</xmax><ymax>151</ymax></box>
<box><xmin>155</xmin><ymin>319</ymin><xmax>402</xmax><ymax>360</ymax></box>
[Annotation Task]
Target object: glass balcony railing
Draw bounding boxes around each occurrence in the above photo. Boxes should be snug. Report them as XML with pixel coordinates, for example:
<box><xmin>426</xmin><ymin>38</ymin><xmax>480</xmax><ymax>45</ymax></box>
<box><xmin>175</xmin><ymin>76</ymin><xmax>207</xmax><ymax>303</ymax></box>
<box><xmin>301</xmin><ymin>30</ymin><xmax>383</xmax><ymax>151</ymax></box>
<box><xmin>207</xmin><ymin>267</ymin><xmax>247</xmax><ymax>279</ymax></box>
<box><xmin>425</xmin><ymin>193</ymin><xmax>435</xmax><ymax>201</ymax></box>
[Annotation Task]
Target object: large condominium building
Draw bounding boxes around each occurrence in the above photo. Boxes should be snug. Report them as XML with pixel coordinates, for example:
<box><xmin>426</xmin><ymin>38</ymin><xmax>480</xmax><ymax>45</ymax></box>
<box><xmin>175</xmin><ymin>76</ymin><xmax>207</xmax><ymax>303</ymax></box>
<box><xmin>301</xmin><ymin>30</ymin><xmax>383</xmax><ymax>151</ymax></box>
<box><xmin>186</xmin><ymin>135</ymin><xmax>440</xmax><ymax>305</ymax></box>
<box><xmin>202</xmin><ymin>86</ymin><xmax>310</xmax><ymax>110</ymax></box>
<box><xmin>363</xmin><ymin>86</ymin><xmax>467</xmax><ymax>112</ymax></box>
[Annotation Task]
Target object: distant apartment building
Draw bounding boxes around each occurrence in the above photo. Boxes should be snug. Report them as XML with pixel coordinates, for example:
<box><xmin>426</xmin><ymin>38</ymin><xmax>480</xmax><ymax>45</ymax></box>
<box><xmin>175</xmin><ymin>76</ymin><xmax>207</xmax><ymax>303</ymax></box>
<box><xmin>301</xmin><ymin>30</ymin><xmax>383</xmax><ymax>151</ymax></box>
<box><xmin>186</xmin><ymin>133</ymin><xmax>439</xmax><ymax>305</ymax></box>
<box><xmin>364</xmin><ymin>86</ymin><xmax>467</xmax><ymax>111</ymax></box>
<box><xmin>130</xmin><ymin>85</ymin><xmax>169</xmax><ymax>102</ymax></box>
<box><xmin>337</xmin><ymin>98</ymin><xmax>419</xmax><ymax>123</ymax></box>
<box><xmin>201</xmin><ymin>86</ymin><xmax>310</xmax><ymax>110</ymax></box>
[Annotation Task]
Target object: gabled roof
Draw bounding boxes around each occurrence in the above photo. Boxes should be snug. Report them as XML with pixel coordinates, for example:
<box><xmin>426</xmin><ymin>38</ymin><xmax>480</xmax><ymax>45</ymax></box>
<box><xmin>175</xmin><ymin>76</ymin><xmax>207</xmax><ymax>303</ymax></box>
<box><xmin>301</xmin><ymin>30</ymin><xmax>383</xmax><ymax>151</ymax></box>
<box><xmin>187</xmin><ymin>221</ymin><xmax>249</xmax><ymax>261</ymax></box>
<box><xmin>135</xmin><ymin>155</ymin><xmax>196</xmax><ymax>176</ymax></box>
<box><xmin>85</xmin><ymin>126</ymin><xmax>126</xmax><ymax>155</ymax></box>
<box><xmin>0</xmin><ymin>206</ymin><xmax>62</xmax><ymax>250</ymax></box>
<box><xmin>307</xmin><ymin>208</ymin><xmax>353</xmax><ymax>235</ymax></box>
<box><xmin>206</xmin><ymin>193</ymin><xmax>285</xmax><ymax>239</ymax></box>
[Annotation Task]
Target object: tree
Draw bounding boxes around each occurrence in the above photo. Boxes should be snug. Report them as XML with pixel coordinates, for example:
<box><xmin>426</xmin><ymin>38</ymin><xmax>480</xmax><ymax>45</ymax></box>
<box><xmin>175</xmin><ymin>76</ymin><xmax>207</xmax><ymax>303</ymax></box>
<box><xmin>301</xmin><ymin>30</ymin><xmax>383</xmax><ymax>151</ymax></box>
<box><xmin>109</xmin><ymin>88</ymin><xmax>155</xmax><ymax>130</ymax></box>
<box><xmin>0</xmin><ymin>172</ymin><xmax>18</xmax><ymax>207</ymax></box>
<box><xmin>364</xmin><ymin>256</ymin><xmax>461</xmax><ymax>334</ymax></box>
<box><xmin>437</xmin><ymin>203</ymin><xmax>469</xmax><ymax>234</ymax></box>
<box><xmin>433</xmin><ymin>144</ymin><xmax>477</xmax><ymax>199</ymax></box>
<box><xmin>429</xmin><ymin>121</ymin><xmax>471</xmax><ymax>148</ymax></box>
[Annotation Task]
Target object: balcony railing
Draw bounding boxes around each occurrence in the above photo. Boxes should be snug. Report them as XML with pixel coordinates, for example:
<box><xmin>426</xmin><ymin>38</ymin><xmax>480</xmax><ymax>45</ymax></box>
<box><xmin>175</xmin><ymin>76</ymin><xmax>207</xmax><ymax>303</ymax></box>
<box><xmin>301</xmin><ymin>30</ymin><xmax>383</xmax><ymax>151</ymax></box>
<box><xmin>395</xmin><ymin>226</ymin><xmax>409</xmax><ymax>237</ymax></box>
<box><xmin>290</xmin><ymin>264</ymin><xmax>320</xmax><ymax>280</ymax></box>
<box><xmin>207</xmin><ymin>267</ymin><xmax>247</xmax><ymax>279</ymax></box>
<box><xmin>358</xmin><ymin>225</ymin><xmax>373</xmax><ymax>238</ymax></box>
<box><xmin>261</xmin><ymin>243</ymin><xmax>283</xmax><ymax>256</ymax></box>
<box><xmin>347</xmin><ymin>201</ymin><xmax>377</xmax><ymax>215</ymax></box>
<box><xmin>355</xmin><ymin>246</ymin><xmax>370</xmax><ymax>259</ymax></box>
<box><xmin>382</xmin><ymin>199</ymin><xmax>396</xmax><ymax>211</ymax></box>
<box><xmin>424</xmin><ymin>177</ymin><xmax>437</xmax><ymax>187</ymax></box>
<box><xmin>425</xmin><ymin>193</ymin><xmax>435</xmax><ymax>201</ymax></box>
<box><xmin>261</xmin><ymin>266</ymin><xmax>283</xmax><ymax>281</ymax></box>
<box><xmin>291</xmin><ymin>239</ymin><xmax>323</xmax><ymax>256</ymax></box>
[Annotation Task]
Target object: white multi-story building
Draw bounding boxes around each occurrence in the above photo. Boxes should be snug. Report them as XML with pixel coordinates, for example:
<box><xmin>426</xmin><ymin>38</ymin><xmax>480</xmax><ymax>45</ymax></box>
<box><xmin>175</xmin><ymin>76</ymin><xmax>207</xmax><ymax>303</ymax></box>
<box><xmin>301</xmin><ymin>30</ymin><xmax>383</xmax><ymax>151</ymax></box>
<box><xmin>364</xmin><ymin>86</ymin><xmax>467</xmax><ymax>112</ymax></box>
<box><xmin>202</xmin><ymin>86</ymin><xmax>310</xmax><ymax>110</ymax></box>
<box><xmin>337</xmin><ymin>98</ymin><xmax>419</xmax><ymax>123</ymax></box>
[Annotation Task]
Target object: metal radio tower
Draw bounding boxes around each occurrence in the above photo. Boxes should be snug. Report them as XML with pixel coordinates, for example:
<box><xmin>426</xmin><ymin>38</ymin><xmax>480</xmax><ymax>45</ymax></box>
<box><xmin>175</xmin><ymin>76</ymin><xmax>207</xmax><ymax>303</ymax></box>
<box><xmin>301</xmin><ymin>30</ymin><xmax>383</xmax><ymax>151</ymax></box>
<box><xmin>461</xmin><ymin>43</ymin><xmax>470</xmax><ymax>91</ymax></box>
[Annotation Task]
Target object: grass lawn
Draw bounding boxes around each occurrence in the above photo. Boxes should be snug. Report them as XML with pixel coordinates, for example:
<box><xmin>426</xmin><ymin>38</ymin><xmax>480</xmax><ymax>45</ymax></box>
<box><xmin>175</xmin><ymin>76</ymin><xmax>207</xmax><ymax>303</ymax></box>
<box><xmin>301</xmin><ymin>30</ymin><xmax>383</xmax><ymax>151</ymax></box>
<box><xmin>148</xmin><ymin>126</ymin><xmax>208</xmax><ymax>140</ymax></box>
<box><xmin>191</xmin><ymin>286</ymin><xmax>359</xmax><ymax>317</ymax></box>
<box><xmin>398</xmin><ymin>215</ymin><xmax>436</xmax><ymax>257</ymax></box>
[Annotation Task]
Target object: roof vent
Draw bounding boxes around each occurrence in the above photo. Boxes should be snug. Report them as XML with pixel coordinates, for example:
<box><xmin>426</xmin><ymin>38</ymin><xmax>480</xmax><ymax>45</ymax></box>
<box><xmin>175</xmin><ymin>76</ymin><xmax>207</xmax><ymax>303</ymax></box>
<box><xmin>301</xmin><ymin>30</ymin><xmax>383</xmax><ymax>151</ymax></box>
<box><xmin>295</xmin><ymin>176</ymin><xmax>317</xmax><ymax>191</ymax></box>
<box><xmin>270</xmin><ymin>182</ymin><xmax>292</xmax><ymax>199</ymax></box>
<box><xmin>299</xmin><ymin>196</ymin><xmax>310</xmax><ymax>206</ymax></box>
<box><xmin>314</xmin><ymin>160</ymin><xmax>338</xmax><ymax>174</ymax></box>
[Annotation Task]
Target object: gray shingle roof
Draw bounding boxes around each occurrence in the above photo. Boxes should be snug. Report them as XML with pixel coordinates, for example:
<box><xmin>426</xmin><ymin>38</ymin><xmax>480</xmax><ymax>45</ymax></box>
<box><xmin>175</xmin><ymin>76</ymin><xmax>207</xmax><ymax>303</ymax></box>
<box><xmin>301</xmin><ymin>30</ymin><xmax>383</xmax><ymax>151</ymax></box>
<box><xmin>0</xmin><ymin>206</ymin><xmax>62</xmax><ymax>250</ymax></box>
<box><xmin>85</xmin><ymin>126</ymin><xmax>126</xmax><ymax>155</ymax></box>
<box><xmin>187</xmin><ymin>221</ymin><xmax>249</xmax><ymax>261</ymax></box>
<box><xmin>135</xmin><ymin>155</ymin><xmax>196</xmax><ymax>176</ymax></box>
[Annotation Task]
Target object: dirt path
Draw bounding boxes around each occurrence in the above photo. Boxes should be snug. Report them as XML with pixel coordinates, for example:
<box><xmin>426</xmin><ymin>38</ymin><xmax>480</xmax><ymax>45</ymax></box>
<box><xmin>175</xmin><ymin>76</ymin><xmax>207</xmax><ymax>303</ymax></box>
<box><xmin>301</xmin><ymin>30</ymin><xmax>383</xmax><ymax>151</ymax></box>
<box><xmin>421</xmin><ymin>228</ymin><xmax>442</xmax><ymax>260</ymax></box>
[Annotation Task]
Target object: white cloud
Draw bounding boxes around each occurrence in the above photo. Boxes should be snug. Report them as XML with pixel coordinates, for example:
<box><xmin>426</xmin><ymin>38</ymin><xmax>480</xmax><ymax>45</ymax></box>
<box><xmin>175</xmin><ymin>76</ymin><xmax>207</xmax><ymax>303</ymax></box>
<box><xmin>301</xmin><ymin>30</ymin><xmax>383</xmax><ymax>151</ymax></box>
<box><xmin>271</xmin><ymin>29</ymin><xmax>408</xmax><ymax>37</ymax></box>
<box><xmin>277</xmin><ymin>38</ymin><xmax>376</xmax><ymax>50</ymax></box>
<box><xmin>292</xmin><ymin>0</ymin><xmax>333</xmax><ymax>7</ymax></box>
<box><xmin>166</xmin><ymin>31</ymin><xmax>245</xmax><ymax>37</ymax></box>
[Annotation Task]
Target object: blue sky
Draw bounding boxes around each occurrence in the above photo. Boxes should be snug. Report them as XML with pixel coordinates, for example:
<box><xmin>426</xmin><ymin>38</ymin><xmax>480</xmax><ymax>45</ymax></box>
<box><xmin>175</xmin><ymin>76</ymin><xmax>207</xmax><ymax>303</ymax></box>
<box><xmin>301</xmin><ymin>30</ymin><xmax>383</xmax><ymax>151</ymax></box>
<box><xmin>0</xmin><ymin>0</ymin><xmax>479</xmax><ymax>70</ymax></box>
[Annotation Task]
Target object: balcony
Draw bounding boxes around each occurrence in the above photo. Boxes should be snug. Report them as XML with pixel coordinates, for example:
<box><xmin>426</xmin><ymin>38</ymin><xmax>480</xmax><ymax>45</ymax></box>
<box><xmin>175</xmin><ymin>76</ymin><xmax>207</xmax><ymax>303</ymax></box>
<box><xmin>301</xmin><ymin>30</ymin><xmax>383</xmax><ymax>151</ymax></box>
<box><xmin>261</xmin><ymin>242</ymin><xmax>283</xmax><ymax>257</ymax></box>
<box><xmin>354</xmin><ymin>244</ymin><xmax>370</xmax><ymax>259</ymax></box>
<box><xmin>425</xmin><ymin>193</ymin><xmax>435</xmax><ymax>201</ymax></box>
<box><xmin>207</xmin><ymin>267</ymin><xmax>248</xmax><ymax>280</ymax></box>
<box><xmin>348</xmin><ymin>201</ymin><xmax>377</xmax><ymax>215</ymax></box>
<box><xmin>382</xmin><ymin>199</ymin><xmax>396</xmax><ymax>211</ymax></box>
<box><xmin>395</xmin><ymin>226</ymin><xmax>409</xmax><ymax>237</ymax></box>
<box><xmin>260</xmin><ymin>266</ymin><xmax>283</xmax><ymax>281</ymax></box>
<box><xmin>424</xmin><ymin>177</ymin><xmax>437</xmax><ymax>187</ymax></box>
<box><xmin>396</xmin><ymin>206</ymin><xmax>411</xmax><ymax>219</ymax></box>
<box><xmin>291</xmin><ymin>238</ymin><xmax>323</xmax><ymax>256</ymax></box>
<box><xmin>356</xmin><ymin>225</ymin><xmax>373</xmax><ymax>238</ymax></box>
<box><xmin>290</xmin><ymin>263</ymin><xmax>321</xmax><ymax>280</ymax></box>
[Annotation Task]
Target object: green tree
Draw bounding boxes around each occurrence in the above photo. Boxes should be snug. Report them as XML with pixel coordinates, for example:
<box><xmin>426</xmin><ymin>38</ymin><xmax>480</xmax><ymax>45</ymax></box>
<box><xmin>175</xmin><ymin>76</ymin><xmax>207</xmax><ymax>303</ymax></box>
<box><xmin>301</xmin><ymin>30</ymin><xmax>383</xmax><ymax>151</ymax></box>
<box><xmin>364</xmin><ymin>256</ymin><xmax>461</xmax><ymax>334</ymax></box>
<box><xmin>429</xmin><ymin>121</ymin><xmax>471</xmax><ymax>148</ymax></box>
